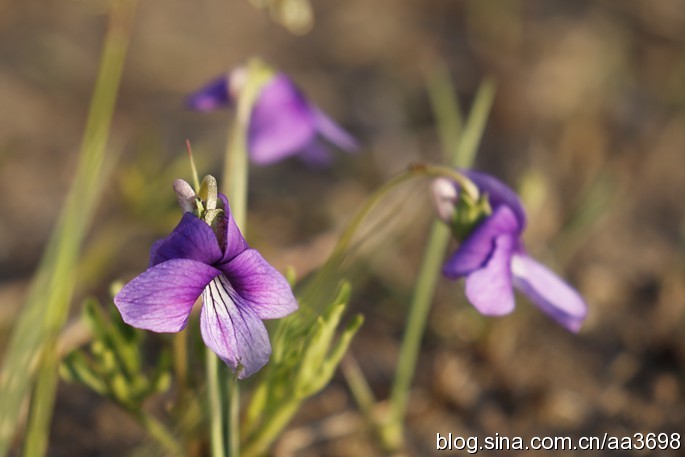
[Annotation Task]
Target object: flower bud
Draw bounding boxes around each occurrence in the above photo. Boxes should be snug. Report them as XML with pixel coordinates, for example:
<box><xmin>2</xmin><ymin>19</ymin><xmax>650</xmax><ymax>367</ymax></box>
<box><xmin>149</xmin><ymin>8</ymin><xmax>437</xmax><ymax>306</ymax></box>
<box><xmin>431</xmin><ymin>177</ymin><xmax>459</xmax><ymax>224</ymax></box>
<box><xmin>173</xmin><ymin>179</ymin><xmax>196</xmax><ymax>213</ymax></box>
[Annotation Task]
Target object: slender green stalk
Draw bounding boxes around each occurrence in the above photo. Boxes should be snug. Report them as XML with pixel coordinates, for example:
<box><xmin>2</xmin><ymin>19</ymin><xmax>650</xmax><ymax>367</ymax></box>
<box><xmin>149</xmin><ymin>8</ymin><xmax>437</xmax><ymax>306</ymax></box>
<box><xmin>426</xmin><ymin>64</ymin><xmax>463</xmax><ymax>160</ymax></box>
<box><xmin>206</xmin><ymin>348</ymin><xmax>225</xmax><ymax>457</ymax></box>
<box><xmin>298</xmin><ymin>164</ymin><xmax>479</xmax><ymax>313</ymax></box>
<box><xmin>380</xmin><ymin>222</ymin><xmax>451</xmax><ymax>448</ymax></box>
<box><xmin>241</xmin><ymin>401</ymin><xmax>299</xmax><ymax>457</ymax></box>
<box><xmin>212</xmin><ymin>59</ymin><xmax>272</xmax><ymax>457</ymax></box>
<box><xmin>380</xmin><ymin>76</ymin><xmax>496</xmax><ymax>451</ymax></box>
<box><xmin>134</xmin><ymin>410</ymin><xmax>183</xmax><ymax>457</ymax></box>
<box><xmin>341</xmin><ymin>356</ymin><xmax>377</xmax><ymax>420</ymax></box>
<box><xmin>453</xmin><ymin>77</ymin><xmax>496</xmax><ymax>168</ymax></box>
<box><xmin>227</xmin><ymin>377</ymin><xmax>240</xmax><ymax>457</ymax></box>
<box><xmin>0</xmin><ymin>2</ymin><xmax>137</xmax><ymax>456</ymax></box>
<box><xmin>173</xmin><ymin>330</ymin><xmax>188</xmax><ymax>407</ymax></box>
<box><xmin>222</xmin><ymin>59</ymin><xmax>273</xmax><ymax>227</ymax></box>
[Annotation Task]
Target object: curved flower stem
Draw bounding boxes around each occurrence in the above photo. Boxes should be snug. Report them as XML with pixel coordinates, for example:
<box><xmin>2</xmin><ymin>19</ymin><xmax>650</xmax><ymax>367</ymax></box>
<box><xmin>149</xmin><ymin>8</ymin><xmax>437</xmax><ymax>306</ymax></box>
<box><xmin>324</xmin><ymin>164</ymin><xmax>480</xmax><ymax>266</ymax></box>
<box><xmin>300</xmin><ymin>163</ymin><xmax>480</xmax><ymax>315</ymax></box>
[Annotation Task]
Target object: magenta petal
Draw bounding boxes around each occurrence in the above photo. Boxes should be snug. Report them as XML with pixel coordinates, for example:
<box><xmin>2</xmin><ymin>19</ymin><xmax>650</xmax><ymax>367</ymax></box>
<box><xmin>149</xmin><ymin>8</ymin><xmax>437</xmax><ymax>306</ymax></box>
<box><xmin>465</xmin><ymin>235</ymin><xmax>516</xmax><ymax>316</ymax></box>
<box><xmin>114</xmin><ymin>259</ymin><xmax>220</xmax><ymax>332</ymax></box>
<box><xmin>201</xmin><ymin>275</ymin><xmax>271</xmax><ymax>378</ymax></box>
<box><xmin>150</xmin><ymin>213</ymin><xmax>223</xmax><ymax>267</ymax></box>
<box><xmin>443</xmin><ymin>206</ymin><xmax>520</xmax><ymax>278</ymax></box>
<box><xmin>217</xmin><ymin>194</ymin><xmax>249</xmax><ymax>263</ymax></box>
<box><xmin>511</xmin><ymin>254</ymin><xmax>588</xmax><ymax>332</ymax></box>
<box><xmin>248</xmin><ymin>75</ymin><xmax>316</xmax><ymax>165</ymax></box>
<box><xmin>311</xmin><ymin>107</ymin><xmax>358</xmax><ymax>152</ymax></box>
<box><xmin>187</xmin><ymin>75</ymin><xmax>231</xmax><ymax>112</ymax></box>
<box><xmin>220</xmin><ymin>249</ymin><xmax>298</xmax><ymax>320</ymax></box>
<box><xmin>464</xmin><ymin>170</ymin><xmax>527</xmax><ymax>230</ymax></box>
<box><xmin>299</xmin><ymin>141</ymin><xmax>334</xmax><ymax>168</ymax></box>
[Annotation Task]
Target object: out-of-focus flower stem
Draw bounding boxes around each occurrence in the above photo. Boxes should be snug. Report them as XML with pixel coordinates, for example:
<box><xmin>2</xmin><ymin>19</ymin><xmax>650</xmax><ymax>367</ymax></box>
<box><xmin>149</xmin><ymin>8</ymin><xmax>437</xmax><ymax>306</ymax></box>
<box><xmin>205</xmin><ymin>59</ymin><xmax>271</xmax><ymax>457</ymax></box>
<box><xmin>379</xmin><ymin>76</ymin><xmax>496</xmax><ymax>451</ymax></box>
<box><xmin>133</xmin><ymin>410</ymin><xmax>183</xmax><ymax>457</ymax></box>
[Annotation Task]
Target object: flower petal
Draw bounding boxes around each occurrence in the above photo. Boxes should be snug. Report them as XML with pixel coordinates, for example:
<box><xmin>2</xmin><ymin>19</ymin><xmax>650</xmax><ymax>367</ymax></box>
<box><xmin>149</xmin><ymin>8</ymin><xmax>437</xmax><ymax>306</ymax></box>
<box><xmin>220</xmin><ymin>249</ymin><xmax>298</xmax><ymax>319</ymax></box>
<box><xmin>187</xmin><ymin>75</ymin><xmax>231</xmax><ymax>112</ymax></box>
<box><xmin>114</xmin><ymin>259</ymin><xmax>220</xmax><ymax>332</ymax></box>
<box><xmin>299</xmin><ymin>141</ymin><xmax>334</xmax><ymax>167</ymax></box>
<box><xmin>217</xmin><ymin>194</ymin><xmax>249</xmax><ymax>263</ymax></box>
<box><xmin>464</xmin><ymin>170</ymin><xmax>527</xmax><ymax>230</ymax></box>
<box><xmin>465</xmin><ymin>234</ymin><xmax>516</xmax><ymax>316</ymax></box>
<box><xmin>248</xmin><ymin>74</ymin><xmax>317</xmax><ymax>165</ymax></box>
<box><xmin>311</xmin><ymin>107</ymin><xmax>358</xmax><ymax>152</ymax></box>
<box><xmin>511</xmin><ymin>254</ymin><xmax>588</xmax><ymax>332</ymax></box>
<box><xmin>443</xmin><ymin>205</ymin><xmax>520</xmax><ymax>278</ymax></box>
<box><xmin>150</xmin><ymin>213</ymin><xmax>223</xmax><ymax>267</ymax></box>
<box><xmin>200</xmin><ymin>274</ymin><xmax>272</xmax><ymax>378</ymax></box>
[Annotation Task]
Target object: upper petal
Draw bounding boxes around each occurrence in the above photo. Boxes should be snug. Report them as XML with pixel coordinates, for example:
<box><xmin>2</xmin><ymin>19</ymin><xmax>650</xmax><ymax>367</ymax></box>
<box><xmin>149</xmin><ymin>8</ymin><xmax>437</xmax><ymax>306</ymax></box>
<box><xmin>511</xmin><ymin>253</ymin><xmax>588</xmax><ymax>332</ymax></box>
<box><xmin>150</xmin><ymin>213</ymin><xmax>223</xmax><ymax>267</ymax></box>
<box><xmin>200</xmin><ymin>274</ymin><xmax>272</xmax><ymax>378</ymax></box>
<box><xmin>465</xmin><ymin>234</ymin><xmax>516</xmax><ymax>316</ymax></box>
<box><xmin>464</xmin><ymin>170</ymin><xmax>527</xmax><ymax>230</ymax></box>
<box><xmin>220</xmin><ymin>248</ymin><xmax>298</xmax><ymax>320</ymax></box>
<box><xmin>248</xmin><ymin>74</ymin><xmax>317</xmax><ymax>165</ymax></box>
<box><xmin>217</xmin><ymin>194</ymin><xmax>249</xmax><ymax>263</ymax></box>
<box><xmin>114</xmin><ymin>259</ymin><xmax>220</xmax><ymax>332</ymax></box>
<box><xmin>186</xmin><ymin>75</ymin><xmax>231</xmax><ymax>112</ymax></box>
<box><xmin>443</xmin><ymin>205</ymin><xmax>520</xmax><ymax>278</ymax></box>
<box><xmin>311</xmin><ymin>107</ymin><xmax>358</xmax><ymax>153</ymax></box>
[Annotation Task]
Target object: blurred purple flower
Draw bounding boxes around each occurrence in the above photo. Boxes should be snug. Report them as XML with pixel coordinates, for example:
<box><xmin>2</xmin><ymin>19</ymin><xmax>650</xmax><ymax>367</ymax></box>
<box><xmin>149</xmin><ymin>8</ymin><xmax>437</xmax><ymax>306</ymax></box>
<box><xmin>188</xmin><ymin>70</ymin><xmax>358</xmax><ymax>166</ymax></box>
<box><xmin>114</xmin><ymin>181</ymin><xmax>298</xmax><ymax>378</ymax></box>
<box><xmin>436</xmin><ymin>171</ymin><xmax>587</xmax><ymax>332</ymax></box>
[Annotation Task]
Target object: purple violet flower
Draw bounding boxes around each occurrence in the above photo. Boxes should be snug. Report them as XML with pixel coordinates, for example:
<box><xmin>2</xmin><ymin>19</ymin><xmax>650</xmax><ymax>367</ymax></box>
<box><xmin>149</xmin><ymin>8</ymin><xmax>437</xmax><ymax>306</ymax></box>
<box><xmin>187</xmin><ymin>68</ymin><xmax>358</xmax><ymax>166</ymax></box>
<box><xmin>435</xmin><ymin>171</ymin><xmax>588</xmax><ymax>332</ymax></box>
<box><xmin>114</xmin><ymin>178</ymin><xmax>298</xmax><ymax>378</ymax></box>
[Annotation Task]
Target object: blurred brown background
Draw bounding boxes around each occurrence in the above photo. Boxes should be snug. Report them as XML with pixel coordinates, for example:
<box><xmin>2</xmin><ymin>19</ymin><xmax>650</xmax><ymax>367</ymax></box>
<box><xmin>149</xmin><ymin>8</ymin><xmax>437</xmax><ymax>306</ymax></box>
<box><xmin>1</xmin><ymin>0</ymin><xmax>685</xmax><ymax>455</ymax></box>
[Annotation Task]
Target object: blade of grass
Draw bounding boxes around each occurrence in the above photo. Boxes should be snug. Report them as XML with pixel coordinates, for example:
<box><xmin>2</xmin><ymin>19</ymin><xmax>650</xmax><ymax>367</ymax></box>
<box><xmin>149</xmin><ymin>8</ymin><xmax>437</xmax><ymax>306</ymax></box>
<box><xmin>0</xmin><ymin>1</ymin><xmax>137</xmax><ymax>455</ymax></box>
<box><xmin>425</xmin><ymin>63</ymin><xmax>463</xmax><ymax>161</ymax></box>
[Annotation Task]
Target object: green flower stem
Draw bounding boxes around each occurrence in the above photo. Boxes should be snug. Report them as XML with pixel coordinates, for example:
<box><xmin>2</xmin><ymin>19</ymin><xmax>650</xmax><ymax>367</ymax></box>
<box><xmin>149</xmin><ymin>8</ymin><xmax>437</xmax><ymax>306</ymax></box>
<box><xmin>380</xmin><ymin>76</ymin><xmax>496</xmax><ymax>451</ymax></box>
<box><xmin>228</xmin><ymin>377</ymin><xmax>240</xmax><ymax>457</ymax></box>
<box><xmin>379</xmin><ymin>221</ymin><xmax>451</xmax><ymax>448</ymax></box>
<box><xmin>241</xmin><ymin>400</ymin><xmax>299</xmax><ymax>457</ymax></box>
<box><xmin>222</xmin><ymin>59</ymin><xmax>273</xmax><ymax>228</ymax></box>
<box><xmin>212</xmin><ymin>59</ymin><xmax>272</xmax><ymax>457</ymax></box>
<box><xmin>133</xmin><ymin>410</ymin><xmax>183</xmax><ymax>457</ymax></box>
<box><xmin>172</xmin><ymin>330</ymin><xmax>188</xmax><ymax>409</ymax></box>
<box><xmin>341</xmin><ymin>355</ymin><xmax>377</xmax><ymax>420</ymax></box>
<box><xmin>313</xmin><ymin>163</ymin><xmax>481</xmax><ymax>274</ymax></box>
<box><xmin>206</xmin><ymin>348</ymin><xmax>225</xmax><ymax>457</ymax></box>
<box><xmin>299</xmin><ymin>163</ymin><xmax>478</xmax><ymax>313</ymax></box>
<box><xmin>173</xmin><ymin>331</ymin><xmax>188</xmax><ymax>391</ymax></box>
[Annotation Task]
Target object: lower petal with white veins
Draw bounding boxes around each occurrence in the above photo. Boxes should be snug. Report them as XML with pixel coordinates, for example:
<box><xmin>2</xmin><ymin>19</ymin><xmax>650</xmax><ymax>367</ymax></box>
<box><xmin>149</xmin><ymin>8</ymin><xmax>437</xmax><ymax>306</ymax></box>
<box><xmin>220</xmin><ymin>248</ymin><xmax>298</xmax><ymax>320</ymax></box>
<box><xmin>200</xmin><ymin>274</ymin><xmax>271</xmax><ymax>379</ymax></box>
